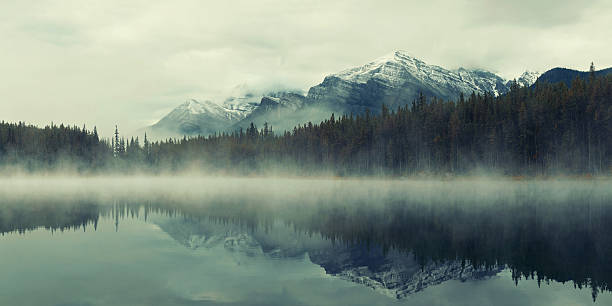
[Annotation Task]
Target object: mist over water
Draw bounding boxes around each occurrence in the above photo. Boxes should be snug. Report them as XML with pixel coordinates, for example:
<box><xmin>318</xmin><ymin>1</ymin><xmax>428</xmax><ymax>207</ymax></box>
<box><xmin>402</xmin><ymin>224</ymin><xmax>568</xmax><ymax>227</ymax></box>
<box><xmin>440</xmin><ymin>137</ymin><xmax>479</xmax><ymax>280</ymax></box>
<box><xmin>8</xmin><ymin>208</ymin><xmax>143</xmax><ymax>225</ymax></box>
<box><xmin>1</xmin><ymin>176</ymin><xmax>611</xmax><ymax>305</ymax></box>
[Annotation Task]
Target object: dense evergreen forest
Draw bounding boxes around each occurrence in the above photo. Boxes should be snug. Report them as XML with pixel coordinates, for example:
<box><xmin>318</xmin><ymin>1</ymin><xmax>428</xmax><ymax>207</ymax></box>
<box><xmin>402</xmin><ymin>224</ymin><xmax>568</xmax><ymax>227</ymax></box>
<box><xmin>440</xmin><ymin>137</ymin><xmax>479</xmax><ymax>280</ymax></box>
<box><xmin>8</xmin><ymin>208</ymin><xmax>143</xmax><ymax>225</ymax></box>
<box><xmin>1</xmin><ymin>74</ymin><xmax>610</xmax><ymax>175</ymax></box>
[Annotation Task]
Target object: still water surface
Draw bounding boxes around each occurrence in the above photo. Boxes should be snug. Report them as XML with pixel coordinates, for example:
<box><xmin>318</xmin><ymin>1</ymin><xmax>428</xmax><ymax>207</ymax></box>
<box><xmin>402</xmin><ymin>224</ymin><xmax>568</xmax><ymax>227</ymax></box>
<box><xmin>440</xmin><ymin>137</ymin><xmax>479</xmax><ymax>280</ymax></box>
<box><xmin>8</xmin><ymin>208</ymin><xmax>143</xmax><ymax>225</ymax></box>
<box><xmin>0</xmin><ymin>177</ymin><xmax>611</xmax><ymax>306</ymax></box>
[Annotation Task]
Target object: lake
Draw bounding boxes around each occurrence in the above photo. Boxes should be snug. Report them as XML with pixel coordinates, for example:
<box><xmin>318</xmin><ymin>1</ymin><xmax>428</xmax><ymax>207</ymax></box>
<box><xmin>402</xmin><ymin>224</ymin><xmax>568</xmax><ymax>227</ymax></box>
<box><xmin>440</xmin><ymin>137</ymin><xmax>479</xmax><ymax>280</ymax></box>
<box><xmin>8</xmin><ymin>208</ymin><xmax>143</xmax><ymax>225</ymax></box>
<box><xmin>1</xmin><ymin>177</ymin><xmax>611</xmax><ymax>306</ymax></box>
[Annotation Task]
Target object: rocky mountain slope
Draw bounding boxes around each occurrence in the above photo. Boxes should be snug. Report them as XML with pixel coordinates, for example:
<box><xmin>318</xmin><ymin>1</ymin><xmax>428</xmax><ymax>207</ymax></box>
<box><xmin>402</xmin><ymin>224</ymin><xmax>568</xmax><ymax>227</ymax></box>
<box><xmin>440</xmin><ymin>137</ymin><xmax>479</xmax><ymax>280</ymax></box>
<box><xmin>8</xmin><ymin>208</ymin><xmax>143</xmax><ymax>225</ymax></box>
<box><xmin>229</xmin><ymin>91</ymin><xmax>309</xmax><ymax>131</ymax></box>
<box><xmin>148</xmin><ymin>99</ymin><xmax>252</xmax><ymax>137</ymax></box>
<box><xmin>307</xmin><ymin>51</ymin><xmax>512</xmax><ymax>115</ymax></box>
<box><xmin>511</xmin><ymin>70</ymin><xmax>540</xmax><ymax>88</ymax></box>
<box><xmin>146</xmin><ymin>93</ymin><xmax>260</xmax><ymax>138</ymax></box>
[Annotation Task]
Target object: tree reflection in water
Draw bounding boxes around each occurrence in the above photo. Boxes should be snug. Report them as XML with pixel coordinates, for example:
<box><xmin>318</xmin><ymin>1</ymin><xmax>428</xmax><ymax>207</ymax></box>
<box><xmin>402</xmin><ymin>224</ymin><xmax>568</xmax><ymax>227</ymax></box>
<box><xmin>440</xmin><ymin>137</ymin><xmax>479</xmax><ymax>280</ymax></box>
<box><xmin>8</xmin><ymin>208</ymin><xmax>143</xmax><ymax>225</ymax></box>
<box><xmin>0</xmin><ymin>180</ymin><xmax>610</xmax><ymax>301</ymax></box>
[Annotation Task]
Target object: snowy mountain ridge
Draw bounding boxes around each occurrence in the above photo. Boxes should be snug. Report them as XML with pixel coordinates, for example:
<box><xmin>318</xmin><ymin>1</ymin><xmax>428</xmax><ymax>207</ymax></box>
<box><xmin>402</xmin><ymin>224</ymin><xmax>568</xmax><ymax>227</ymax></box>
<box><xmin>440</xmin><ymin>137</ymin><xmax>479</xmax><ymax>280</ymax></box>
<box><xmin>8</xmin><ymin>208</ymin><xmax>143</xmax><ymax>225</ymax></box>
<box><xmin>514</xmin><ymin>70</ymin><xmax>540</xmax><ymax>87</ymax></box>
<box><xmin>146</xmin><ymin>51</ymin><xmax>541</xmax><ymax>138</ymax></box>
<box><xmin>178</xmin><ymin>99</ymin><xmax>253</xmax><ymax>121</ymax></box>
<box><xmin>331</xmin><ymin>50</ymin><xmax>520</xmax><ymax>97</ymax></box>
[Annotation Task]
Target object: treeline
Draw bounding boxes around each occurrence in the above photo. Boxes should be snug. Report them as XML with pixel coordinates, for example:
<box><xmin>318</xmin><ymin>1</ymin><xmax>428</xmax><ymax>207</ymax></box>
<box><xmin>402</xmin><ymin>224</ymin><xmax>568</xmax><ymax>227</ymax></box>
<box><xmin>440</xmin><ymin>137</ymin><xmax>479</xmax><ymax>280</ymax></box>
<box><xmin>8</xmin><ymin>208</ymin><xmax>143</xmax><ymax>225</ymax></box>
<box><xmin>1</xmin><ymin>74</ymin><xmax>611</xmax><ymax>175</ymax></box>
<box><xmin>142</xmin><ymin>73</ymin><xmax>611</xmax><ymax>175</ymax></box>
<box><xmin>0</xmin><ymin>122</ymin><xmax>109</xmax><ymax>172</ymax></box>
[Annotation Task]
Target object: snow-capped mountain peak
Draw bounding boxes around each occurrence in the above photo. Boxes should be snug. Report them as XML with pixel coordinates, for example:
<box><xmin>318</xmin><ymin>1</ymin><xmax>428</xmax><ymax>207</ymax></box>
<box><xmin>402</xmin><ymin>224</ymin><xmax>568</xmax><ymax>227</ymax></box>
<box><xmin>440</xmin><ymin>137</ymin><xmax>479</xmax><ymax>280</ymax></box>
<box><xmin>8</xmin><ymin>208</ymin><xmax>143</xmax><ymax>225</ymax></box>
<box><xmin>333</xmin><ymin>50</ymin><xmax>508</xmax><ymax>97</ymax></box>
<box><xmin>517</xmin><ymin>70</ymin><xmax>540</xmax><ymax>87</ymax></box>
<box><xmin>180</xmin><ymin>99</ymin><xmax>226</xmax><ymax>117</ymax></box>
<box><xmin>310</xmin><ymin>50</ymin><xmax>510</xmax><ymax>113</ymax></box>
<box><xmin>332</xmin><ymin>50</ymin><xmax>447</xmax><ymax>87</ymax></box>
<box><xmin>505</xmin><ymin>70</ymin><xmax>541</xmax><ymax>88</ymax></box>
<box><xmin>148</xmin><ymin>98</ymin><xmax>256</xmax><ymax>137</ymax></box>
<box><xmin>168</xmin><ymin>98</ymin><xmax>257</xmax><ymax>122</ymax></box>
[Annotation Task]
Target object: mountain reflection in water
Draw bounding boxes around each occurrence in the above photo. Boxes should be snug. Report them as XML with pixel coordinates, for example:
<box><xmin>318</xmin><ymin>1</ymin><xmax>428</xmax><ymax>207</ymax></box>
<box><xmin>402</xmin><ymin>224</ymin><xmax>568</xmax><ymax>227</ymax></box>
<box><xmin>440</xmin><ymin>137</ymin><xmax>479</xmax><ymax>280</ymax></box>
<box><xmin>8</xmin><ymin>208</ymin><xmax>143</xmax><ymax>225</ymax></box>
<box><xmin>0</xmin><ymin>178</ymin><xmax>611</xmax><ymax>305</ymax></box>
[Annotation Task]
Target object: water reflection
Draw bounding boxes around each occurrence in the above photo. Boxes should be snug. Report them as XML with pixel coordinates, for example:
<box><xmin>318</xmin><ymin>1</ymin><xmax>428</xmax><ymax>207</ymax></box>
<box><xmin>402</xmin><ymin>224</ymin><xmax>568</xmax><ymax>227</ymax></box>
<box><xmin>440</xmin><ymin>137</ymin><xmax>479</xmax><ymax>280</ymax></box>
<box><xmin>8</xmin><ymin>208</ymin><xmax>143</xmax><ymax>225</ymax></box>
<box><xmin>0</xmin><ymin>178</ymin><xmax>611</xmax><ymax>304</ymax></box>
<box><xmin>153</xmin><ymin>216</ymin><xmax>502</xmax><ymax>299</ymax></box>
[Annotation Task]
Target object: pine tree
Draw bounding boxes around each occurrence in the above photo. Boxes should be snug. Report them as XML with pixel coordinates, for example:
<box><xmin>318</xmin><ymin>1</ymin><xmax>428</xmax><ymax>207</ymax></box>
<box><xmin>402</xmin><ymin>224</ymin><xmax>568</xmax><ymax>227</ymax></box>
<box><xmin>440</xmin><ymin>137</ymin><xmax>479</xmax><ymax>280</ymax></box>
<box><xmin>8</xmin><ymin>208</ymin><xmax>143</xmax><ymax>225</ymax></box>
<box><xmin>113</xmin><ymin>125</ymin><xmax>120</xmax><ymax>158</ymax></box>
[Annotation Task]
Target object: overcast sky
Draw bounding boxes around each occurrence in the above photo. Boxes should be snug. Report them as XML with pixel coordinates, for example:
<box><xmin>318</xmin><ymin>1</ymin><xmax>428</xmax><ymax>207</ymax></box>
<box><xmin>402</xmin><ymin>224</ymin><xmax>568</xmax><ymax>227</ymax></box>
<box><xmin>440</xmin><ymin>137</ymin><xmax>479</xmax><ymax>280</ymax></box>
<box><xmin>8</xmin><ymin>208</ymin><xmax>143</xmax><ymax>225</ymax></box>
<box><xmin>1</xmin><ymin>0</ymin><xmax>611</xmax><ymax>136</ymax></box>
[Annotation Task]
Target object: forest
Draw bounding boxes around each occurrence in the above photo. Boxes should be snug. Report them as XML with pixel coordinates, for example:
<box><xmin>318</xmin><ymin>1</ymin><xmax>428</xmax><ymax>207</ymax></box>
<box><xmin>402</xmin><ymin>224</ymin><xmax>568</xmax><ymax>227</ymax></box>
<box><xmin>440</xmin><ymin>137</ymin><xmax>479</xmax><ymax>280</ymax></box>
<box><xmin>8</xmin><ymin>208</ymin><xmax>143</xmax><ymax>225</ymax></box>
<box><xmin>1</xmin><ymin>73</ymin><xmax>610</xmax><ymax>176</ymax></box>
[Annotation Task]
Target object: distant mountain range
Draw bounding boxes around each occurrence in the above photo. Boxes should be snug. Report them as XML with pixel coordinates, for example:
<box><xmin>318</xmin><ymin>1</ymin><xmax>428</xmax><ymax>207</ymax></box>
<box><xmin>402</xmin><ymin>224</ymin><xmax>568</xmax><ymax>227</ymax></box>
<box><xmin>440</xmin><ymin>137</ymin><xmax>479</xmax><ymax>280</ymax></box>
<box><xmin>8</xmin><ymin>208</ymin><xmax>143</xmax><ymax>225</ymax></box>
<box><xmin>143</xmin><ymin>51</ymin><xmax>610</xmax><ymax>138</ymax></box>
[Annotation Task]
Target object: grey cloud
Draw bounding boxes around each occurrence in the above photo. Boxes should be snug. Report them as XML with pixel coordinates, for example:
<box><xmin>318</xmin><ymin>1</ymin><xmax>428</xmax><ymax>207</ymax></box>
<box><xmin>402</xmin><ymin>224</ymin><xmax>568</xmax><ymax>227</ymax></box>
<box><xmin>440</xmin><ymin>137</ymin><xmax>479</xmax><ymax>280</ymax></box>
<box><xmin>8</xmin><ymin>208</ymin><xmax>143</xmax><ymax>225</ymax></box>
<box><xmin>20</xmin><ymin>22</ymin><xmax>83</xmax><ymax>46</ymax></box>
<box><xmin>465</xmin><ymin>0</ymin><xmax>602</xmax><ymax>28</ymax></box>
<box><xmin>0</xmin><ymin>0</ymin><xmax>610</xmax><ymax>136</ymax></box>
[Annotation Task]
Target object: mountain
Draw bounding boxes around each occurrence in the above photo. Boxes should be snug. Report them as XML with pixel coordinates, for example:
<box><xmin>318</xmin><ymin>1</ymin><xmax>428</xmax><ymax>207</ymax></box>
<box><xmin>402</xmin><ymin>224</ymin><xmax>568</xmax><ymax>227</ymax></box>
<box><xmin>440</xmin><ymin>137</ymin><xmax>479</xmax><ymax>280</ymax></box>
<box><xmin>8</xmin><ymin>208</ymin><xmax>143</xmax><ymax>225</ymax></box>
<box><xmin>148</xmin><ymin>99</ymin><xmax>254</xmax><ymax>137</ymax></box>
<box><xmin>146</xmin><ymin>51</ymin><xmax>540</xmax><ymax>138</ymax></box>
<box><xmin>229</xmin><ymin>91</ymin><xmax>315</xmax><ymax>132</ymax></box>
<box><xmin>508</xmin><ymin>70</ymin><xmax>540</xmax><ymax>88</ymax></box>
<box><xmin>237</xmin><ymin>51</ymin><xmax>530</xmax><ymax>133</ymax></box>
<box><xmin>307</xmin><ymin>51</ymin><xmax>513</xmax><ymax>115</ymax></box>
<box><xmin>535</xmin><ymin>67</ymin><xmax>612</xmax><ymax>87</ymax></box>
<box><xmin>145</xmin><ymin>90</ymin><xmax>307</xmax><ymax>138</ymax></box>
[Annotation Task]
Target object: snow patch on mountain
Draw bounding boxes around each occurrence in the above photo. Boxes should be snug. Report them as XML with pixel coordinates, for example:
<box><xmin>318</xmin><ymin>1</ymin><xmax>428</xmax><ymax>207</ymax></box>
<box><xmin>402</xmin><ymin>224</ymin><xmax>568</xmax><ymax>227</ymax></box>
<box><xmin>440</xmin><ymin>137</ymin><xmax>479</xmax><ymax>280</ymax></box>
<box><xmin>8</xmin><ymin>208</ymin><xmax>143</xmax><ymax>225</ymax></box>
<box><xmin>171</xmin><ymin>99</ymin><xmax>249</xmax><ymax>122</ymax></box>
<box><xmin>182</xmin><ymin>99</ymin><xmax>225</xmax><ymax>117</ymax></box>
<box><xmin>517</xmin><ymin>70</ymin><xmax>540</xmax><ymax>87</ymax></box>
<box><xmin>331</xmin><ymin>50</ymin><xmax>510</xmax><ymax>97</ymax></box>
